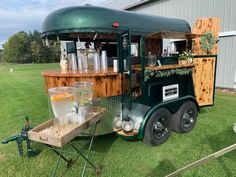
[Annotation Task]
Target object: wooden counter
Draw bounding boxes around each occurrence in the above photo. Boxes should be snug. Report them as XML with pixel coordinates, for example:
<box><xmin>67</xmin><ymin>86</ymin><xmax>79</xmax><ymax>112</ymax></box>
<box><xmin>42</xmin><ymin>69</ymin><xmax>120</xmax><ymax>77</ymax></box>
<box><xmin>42</xmin><ymin>69</ymin><xmax>122</xmax><ymax>98</ymax></box>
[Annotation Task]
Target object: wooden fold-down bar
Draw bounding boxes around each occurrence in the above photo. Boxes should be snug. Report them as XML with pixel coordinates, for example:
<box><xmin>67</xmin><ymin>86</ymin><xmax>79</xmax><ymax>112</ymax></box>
<box><xmin>42</xmin><ymin>69</ymin><xmax>122</xmax><ymax>98</ymax></box>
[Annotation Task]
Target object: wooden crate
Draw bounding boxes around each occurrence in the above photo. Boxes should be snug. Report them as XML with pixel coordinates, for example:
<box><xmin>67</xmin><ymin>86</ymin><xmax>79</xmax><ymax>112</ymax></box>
<box><xmin>28</xmin><ymin>107</ymin><xmax>106</xmax><ymax>147</ymax></box>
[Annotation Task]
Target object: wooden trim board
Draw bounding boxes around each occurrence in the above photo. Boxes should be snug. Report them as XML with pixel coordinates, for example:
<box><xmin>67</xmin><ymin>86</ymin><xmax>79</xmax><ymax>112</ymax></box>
<box><xmin>166</xmin><ymin>143</ymin><xmax>236</xmax><ymax>177</ymax></box>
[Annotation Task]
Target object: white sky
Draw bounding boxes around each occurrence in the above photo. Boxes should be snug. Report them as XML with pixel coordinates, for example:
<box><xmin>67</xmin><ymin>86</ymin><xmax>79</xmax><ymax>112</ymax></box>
<box><xmin>0</xmin><ymin>0</ymin><xmax>105</xmax><ymax>49</ymax></box>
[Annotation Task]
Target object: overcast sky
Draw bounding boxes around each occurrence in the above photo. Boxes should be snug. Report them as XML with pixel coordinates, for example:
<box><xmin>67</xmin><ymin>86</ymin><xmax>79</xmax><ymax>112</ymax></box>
<box><xmin>0</xmin><ymin>0</ymin><xmax>106</xmax><ymax>49</ymax></box>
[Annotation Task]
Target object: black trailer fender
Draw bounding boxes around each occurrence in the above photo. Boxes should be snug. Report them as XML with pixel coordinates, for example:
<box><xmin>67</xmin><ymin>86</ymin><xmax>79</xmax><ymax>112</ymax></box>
<box><xmin>137</xmin><ymin>95</ymin><xmax>199</xmax><ymax>140</ymax></box>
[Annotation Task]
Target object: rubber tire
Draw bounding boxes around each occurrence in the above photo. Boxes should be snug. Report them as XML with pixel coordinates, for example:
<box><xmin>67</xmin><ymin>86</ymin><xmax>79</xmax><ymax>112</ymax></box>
<box><xmin>143</xmin><ymin>108</ymin><xmax>172</xmax><ymax>146</ymax></box>
<box><xmin>172</xmin><ymin>101</ymin><xmax>198</xmax><ymax>133</ymax></box>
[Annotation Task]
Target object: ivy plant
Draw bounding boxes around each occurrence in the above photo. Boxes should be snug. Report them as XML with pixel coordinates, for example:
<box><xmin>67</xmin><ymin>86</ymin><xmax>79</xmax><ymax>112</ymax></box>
<box><xmin>144</xmin><ymin>68</ymin><xmax>192</xmax><ymax>82</ymax></box>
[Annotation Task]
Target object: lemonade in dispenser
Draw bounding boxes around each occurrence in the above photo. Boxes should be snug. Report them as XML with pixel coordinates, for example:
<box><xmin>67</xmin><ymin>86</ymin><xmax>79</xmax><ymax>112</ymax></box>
<box><xmin>48</xmin><ymin>87</ymin><xmax>77</xmax><ymax>125</ymax></box>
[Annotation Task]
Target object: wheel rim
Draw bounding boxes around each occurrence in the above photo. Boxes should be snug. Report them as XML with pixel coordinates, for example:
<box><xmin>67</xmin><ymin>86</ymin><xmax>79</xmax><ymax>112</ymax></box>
<box><xmin>152</xmin><ymin>116</ymin><xmax>169</xmax><ymax>140</ymax></box>
<box><xmin>182</xmin><ymin>108</ymin><xmax>195</xmax><ymax>129</ymax></box>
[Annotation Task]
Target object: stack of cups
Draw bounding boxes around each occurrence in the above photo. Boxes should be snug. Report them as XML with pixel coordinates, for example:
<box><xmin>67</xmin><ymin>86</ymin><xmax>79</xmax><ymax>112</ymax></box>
<box><xmin>77</xmin><ymin>55</ymin><xmax>84</xmax><ymax>73</ymax></box>
<box><xmin>101</xmin><ymin>50</ymin><xmax>108</xmax><ymax>72</ymax></box>
<box><xmin>70</xmin><ymin>53</ymin><xmax>78</xmax><ymax>70</ymax></box>
<box><xmin>113</xmin><ymin>59</ymin><xmax>118</xmax><ymax>72</ymax></box>
<box><xmin>93</xmin><ymin>52</ymin><xmax>100</xmax><ymax>72</ymax></box>
<box><xmin>83</xmin><ymin>55</ymin><xmax>88</xmax><ymax>72</ymax></box>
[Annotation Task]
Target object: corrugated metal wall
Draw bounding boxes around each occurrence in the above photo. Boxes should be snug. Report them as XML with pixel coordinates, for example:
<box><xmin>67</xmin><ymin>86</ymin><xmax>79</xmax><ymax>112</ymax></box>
<box><xmin>130</xmin><ymin>0</ymin><xmax>236</xmax><ymax>88</ymax></box>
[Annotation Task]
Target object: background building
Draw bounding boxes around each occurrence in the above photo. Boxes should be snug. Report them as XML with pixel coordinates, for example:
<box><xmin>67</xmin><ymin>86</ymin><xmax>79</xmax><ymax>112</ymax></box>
<box><xmin>101</xmin><ymin>0</ymin><xmax>236</xmax><ymax>89</ymax></box>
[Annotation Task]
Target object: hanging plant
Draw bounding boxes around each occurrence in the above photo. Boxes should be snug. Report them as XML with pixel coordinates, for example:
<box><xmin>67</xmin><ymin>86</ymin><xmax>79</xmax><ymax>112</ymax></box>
<box><xmin>200</xmin><ymin>32</ymin><xmax>217</xmax><ymax>54</ymax></box>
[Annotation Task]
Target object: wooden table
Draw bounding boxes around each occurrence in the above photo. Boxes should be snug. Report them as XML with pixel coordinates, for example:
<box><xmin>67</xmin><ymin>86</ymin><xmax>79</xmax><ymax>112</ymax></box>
<box><xmin>28</xmin><ymin>107</ymin><xmax>106</xmax><ymax>177</ymax></box>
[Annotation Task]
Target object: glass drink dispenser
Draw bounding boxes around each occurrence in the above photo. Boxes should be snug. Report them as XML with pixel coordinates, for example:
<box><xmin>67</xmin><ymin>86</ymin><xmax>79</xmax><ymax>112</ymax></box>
<box><xmin>48</xmin><ymin>87</ymin><xmax>77</xmax><ymax>125</ymax></box>
<box><xmin>72</xmin><ymin>81</ymin><xmax>94</xmax><ymax>121</ymax></box>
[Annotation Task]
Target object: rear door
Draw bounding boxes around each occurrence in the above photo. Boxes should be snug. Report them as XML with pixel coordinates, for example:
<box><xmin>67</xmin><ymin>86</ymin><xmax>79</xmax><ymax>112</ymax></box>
<box><xmin>119</xmin><ymin>30</ymin><xmax>132</xmax><ymax>117</ymax></box>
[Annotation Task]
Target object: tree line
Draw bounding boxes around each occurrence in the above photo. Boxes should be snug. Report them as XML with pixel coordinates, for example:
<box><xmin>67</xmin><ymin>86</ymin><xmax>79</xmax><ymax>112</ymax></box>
<box><xmin>1</xmin><ymin>30</ymin><xmax>61</xmax><ymax>63</ymax></box>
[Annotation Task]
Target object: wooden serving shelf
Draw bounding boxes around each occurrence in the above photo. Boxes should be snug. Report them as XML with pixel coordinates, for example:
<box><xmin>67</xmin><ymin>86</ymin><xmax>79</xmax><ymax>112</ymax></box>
<box><xmin>28</xmin><ymin>107</ymin><xmax>106</xmax><ymax>147</ymax></box>
<box><xmin>114</xmin><ymin>128</ymin><xmax>138</xmax><ymax>138</ymax></box>
<box><xmin>132</xmin><ymin>63</ymin><xmax>195</xmax><ymax>71</ymax></box>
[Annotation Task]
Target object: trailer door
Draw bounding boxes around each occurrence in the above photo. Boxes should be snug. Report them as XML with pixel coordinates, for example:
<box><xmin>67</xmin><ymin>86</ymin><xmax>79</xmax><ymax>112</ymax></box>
<box><xmin>119</xmin><ymin>30</ymin><xmax>132</xmax><ymax>117</ymax></box>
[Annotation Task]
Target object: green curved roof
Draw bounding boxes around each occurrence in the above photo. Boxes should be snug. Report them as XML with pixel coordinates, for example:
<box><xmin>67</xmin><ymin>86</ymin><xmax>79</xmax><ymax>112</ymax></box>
<box><xmin>42</xmin><ymin>5</ymin><xmax>191</xmax><ymax>38</ymax></box>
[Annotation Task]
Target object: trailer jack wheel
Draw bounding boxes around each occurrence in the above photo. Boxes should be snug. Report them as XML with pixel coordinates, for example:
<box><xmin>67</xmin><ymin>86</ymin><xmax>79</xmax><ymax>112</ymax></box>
<box><xmin>143</xmin><ymin>108</ymin><xmax>172</xmax><ymax>146</ymax></box>
<box><xmin>172</xmin><ymin>101</ymin><xmax>198</xmax><ymax>133</ymax></box>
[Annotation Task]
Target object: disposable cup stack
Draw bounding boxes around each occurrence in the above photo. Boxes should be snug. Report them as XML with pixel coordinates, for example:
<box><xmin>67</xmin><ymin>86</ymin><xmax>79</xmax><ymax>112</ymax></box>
<box><xmin>101</xmin><ymin>50</ymin><xmax>108</xmax><ymax>72</ymax></box>
<box><xmin>93</xmin><ymin>52</ymin><xmax>100</xmax><ymax>72</ymax></box>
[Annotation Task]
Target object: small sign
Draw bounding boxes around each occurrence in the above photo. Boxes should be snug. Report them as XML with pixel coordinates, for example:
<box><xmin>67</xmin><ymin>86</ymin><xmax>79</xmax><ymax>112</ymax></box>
<box><xmin>163</xmin><ymin>84</ymin><xmax>179</xmax><ymax>101</ymax></box>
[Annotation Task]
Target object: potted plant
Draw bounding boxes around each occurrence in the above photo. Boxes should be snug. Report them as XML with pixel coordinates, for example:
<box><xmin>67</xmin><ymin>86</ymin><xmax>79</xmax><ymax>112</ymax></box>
<box><xmin>178</xmin><ymin>51</ymin><xmax>193</xmax><ymax>64</ymax></box>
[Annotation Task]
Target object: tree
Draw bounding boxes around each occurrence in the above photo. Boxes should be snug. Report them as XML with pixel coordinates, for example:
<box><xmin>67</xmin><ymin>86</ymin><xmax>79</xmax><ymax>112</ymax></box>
<box><xmin>0</xmin><ymin>49</ymin><xmax>4</xmax><ymax>62</ymax></box>
<box><xmin>3</xmin><ymin>30</ymin><xmax>61</xmax><ymax>63</ymax></box>
<box><xmin>3</xmin><ymin>31</ymin><xmax>30</xmax><ymax>63</ymax></box>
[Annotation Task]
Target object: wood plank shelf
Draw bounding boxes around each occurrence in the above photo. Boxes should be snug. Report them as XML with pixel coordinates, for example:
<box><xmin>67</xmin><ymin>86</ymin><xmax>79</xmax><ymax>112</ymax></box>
<box><xmin>133</xmin><ymin>63</ymin><xmax>195</xmax><ymax>71</ymax></box>
<box><xmin>114</xmin><ymin>128</ymin><xmax>138</xmax><ymax>138</ymax></box>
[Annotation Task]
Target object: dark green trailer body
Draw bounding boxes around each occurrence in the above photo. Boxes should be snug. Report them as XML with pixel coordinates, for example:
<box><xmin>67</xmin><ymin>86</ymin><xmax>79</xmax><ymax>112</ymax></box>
<box><xmin>42</xmin><ymin>6</ymin><xmax>209</xmax><ymax>146</ymax></box>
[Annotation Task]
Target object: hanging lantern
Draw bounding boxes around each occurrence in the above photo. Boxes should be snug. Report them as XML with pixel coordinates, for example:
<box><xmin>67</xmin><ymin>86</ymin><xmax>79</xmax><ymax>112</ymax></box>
<box><xmin>122</xmin><ymin>116</ymin><xmax>134</xmax><ymax>133</ymax></box>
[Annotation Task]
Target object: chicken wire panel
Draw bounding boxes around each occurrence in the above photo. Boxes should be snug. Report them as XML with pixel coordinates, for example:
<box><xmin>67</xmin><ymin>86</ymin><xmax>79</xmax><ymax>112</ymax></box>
<box><xmin>83</xmin><ymin>95</ymin><xmax>123</xmax><ymax>135</ymax></box>
<box><xmin>90</xmin><ymin>96</ymin><xmax>151</xmax><ymax>135</ymax></box>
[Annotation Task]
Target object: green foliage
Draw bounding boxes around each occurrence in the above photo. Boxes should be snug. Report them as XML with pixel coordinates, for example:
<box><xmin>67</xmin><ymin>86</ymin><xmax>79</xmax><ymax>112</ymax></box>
<box><xmin>2</xmin><ymin>30</ymin><xmax>61</xmax><ymax>63</ymax></box>
<box><xmin>0</xmin><ymin>49</ymin><xmax>4</xmax><ymax>62</ymax></box>
<box><xmin>144</xmin><ymin>68</ymin><xmax>192</xmax><ymax>82</ymax></box>
<box><xmin>178</xmin><ymin>51</ymin><xmax>193</xmax><ymax>61</ymax></box>
<box><xmin>200</xmin><ymin>32</ymin><xmax>217</xmax><ymax>53</ymax></box>
<box><xmin>3</xmin><ymin>31</ymin><xmax>29</xmax><ymax>63</ymax></box>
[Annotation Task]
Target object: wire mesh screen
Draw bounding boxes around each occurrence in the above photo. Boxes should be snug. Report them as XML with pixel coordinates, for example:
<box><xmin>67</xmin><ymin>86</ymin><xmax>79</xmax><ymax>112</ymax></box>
<box><xmin>88</xmin><ymin>95</ymin><xmax>123</xmax><ymax>135</ymax></box>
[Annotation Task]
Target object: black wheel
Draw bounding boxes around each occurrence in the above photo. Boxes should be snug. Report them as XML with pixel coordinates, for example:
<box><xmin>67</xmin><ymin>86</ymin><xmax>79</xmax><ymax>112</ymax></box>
<box><xmin>172</xmin><ymin>101</ymin><xmax>198</xmax><ymax>133</ymax></box>
<box><xmin>143</xmin><ymin>108</ymin><xmax>172</xmax><ymax>146</ymax></box>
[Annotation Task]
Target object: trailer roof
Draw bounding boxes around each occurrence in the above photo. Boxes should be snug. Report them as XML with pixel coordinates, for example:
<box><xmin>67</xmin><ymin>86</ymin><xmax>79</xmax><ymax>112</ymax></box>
<box><xmin>42</xmin><ymin>5</ymin><xmax>191</xmax><ymax>39</ymax></box>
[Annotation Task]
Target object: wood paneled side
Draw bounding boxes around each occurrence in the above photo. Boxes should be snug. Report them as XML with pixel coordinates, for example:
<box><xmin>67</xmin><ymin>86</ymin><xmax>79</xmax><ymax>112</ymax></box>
<box><xmin>43</xmin><ymin>74</ymin><xmax>122</xmax><ymax>98</ymax></box>
<box><xmin>192</xmin><ymin>17</ymin><xmax>220</xmax><ymax>55</ymax></box>
<box><xmin>192</xmin><ymin>58</ymin><xmax>215</xmax><ymax>106</ymax></box>
<box><xmin>192</xmin><ymin>17</ymin><xmax>219</xmax><ymax>106</ymax></box>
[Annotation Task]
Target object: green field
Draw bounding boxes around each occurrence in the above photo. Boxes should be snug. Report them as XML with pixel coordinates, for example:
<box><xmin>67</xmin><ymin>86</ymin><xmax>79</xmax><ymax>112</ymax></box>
<box><xmin>0</xmin><ymin>63</ymin><xmax>236</xmax><ymax>177</ymax></box>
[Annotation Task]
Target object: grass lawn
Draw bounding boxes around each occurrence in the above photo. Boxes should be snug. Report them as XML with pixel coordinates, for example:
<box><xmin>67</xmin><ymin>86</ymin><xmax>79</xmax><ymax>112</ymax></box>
<box><xmin>0</xmin><ymin>63</ymin><xmax>236</xmax><ymax>177</ymax></box>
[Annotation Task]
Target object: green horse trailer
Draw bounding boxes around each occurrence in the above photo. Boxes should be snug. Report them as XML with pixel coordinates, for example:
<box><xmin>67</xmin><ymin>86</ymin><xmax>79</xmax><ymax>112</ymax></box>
<box><xmin>41</xmin><ymin>5</ymin><xmax>217</xmax><ymax>146</ymax></box>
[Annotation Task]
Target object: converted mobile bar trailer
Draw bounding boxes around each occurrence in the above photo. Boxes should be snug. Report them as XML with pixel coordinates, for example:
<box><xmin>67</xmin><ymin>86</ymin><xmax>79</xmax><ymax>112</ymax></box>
<box><xmin>40</xmin><ymin>5</ymin><xmax>218</xmax><ymax>146</ymax></box>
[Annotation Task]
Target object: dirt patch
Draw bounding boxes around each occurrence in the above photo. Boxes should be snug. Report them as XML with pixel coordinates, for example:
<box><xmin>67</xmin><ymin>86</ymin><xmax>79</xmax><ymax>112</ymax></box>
<box><xmin>216</xmin><ymin>88</ymin><xmax>236</xmax><ymax>95</ymax></box>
